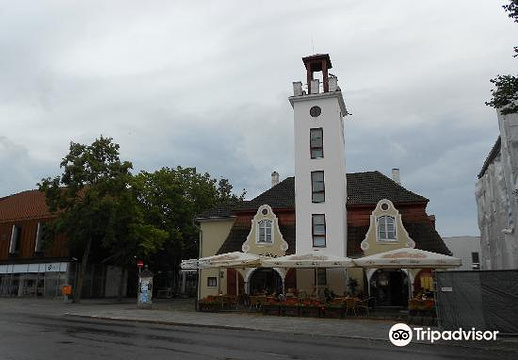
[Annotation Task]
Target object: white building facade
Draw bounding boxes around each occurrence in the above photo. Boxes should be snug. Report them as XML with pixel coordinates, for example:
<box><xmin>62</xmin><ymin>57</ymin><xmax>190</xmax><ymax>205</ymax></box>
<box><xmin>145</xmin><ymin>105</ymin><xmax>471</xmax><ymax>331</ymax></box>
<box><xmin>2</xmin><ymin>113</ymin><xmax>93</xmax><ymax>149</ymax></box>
<box><xmin>476</xmin><ymin>110</ymin><xmax>518</xmax><ymax>270</ymax></box>
<box><xmin>442</xmin><ymin>236</ymin><xmax>481</xmax><ymax>271</ymax></box>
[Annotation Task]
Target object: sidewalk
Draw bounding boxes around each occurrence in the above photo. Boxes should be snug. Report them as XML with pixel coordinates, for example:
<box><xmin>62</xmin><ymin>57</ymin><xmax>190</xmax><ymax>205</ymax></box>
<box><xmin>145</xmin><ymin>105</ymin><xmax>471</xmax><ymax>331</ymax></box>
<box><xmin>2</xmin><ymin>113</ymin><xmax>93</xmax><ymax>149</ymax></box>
<box><xmin>2</xmin><ymin>297</ymin><xmax>517</xmax><ymax>352</ymax></box>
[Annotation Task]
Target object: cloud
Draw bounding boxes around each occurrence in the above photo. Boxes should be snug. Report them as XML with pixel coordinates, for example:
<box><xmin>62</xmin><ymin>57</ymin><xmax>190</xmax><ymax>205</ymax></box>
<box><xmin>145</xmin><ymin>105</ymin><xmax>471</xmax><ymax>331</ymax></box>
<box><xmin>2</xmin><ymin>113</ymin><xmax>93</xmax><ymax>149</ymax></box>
<box><xmin>0</xmin><ymin>136</ymin><xmax>56</xmax><ymax>194</ymax></box>
<box><xmin>0</xmin><ymin>0</ymin><xmax>515</xmax><ymax>237</ymax></box>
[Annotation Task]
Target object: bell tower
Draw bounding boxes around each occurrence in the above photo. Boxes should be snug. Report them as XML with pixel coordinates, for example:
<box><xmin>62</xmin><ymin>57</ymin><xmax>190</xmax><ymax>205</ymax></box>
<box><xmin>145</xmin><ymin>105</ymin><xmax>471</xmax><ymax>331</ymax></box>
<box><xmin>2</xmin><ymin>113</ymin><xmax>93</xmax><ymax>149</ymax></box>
<box><xmin>289</xmin><ymin>54</ymin><xmax>348</xmax><ymax>256</ymax></box>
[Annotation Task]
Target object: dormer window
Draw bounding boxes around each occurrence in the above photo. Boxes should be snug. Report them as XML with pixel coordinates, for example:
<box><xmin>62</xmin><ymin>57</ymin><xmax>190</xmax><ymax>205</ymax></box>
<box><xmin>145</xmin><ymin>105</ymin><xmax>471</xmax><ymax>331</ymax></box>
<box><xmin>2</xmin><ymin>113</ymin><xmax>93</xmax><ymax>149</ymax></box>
<box><xmin>378</xmin><ymin>215</ymin><xmax>396</xmax><ymax>241</ymax></box>
<box><xmin>258</xmin><ymin>219</ymin><xmax>273</xmax><ymax>244</ymax></box>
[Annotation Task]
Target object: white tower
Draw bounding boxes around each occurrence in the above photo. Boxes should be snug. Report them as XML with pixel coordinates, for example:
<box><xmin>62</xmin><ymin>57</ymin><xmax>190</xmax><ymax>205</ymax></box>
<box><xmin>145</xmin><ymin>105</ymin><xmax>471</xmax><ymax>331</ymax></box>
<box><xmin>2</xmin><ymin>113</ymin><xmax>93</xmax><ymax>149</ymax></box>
<box><xmin>289</xmin><ymin>54</ymin><xmax>348</xmax><ymax>256</ymax></box>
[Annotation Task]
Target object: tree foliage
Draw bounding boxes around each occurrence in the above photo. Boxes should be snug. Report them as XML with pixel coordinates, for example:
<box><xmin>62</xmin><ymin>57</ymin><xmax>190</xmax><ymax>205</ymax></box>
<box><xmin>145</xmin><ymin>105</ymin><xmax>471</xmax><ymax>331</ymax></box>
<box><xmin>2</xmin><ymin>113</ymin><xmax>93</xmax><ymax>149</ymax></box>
<box><xmin>39</xmin><ymin>137</ymin><xmax>244</xmax><ymax>298</ymax></box>
<box><xmin>487</xmin><ymin>1</ymin><xmax>518</xmax><ymax>115</ymax></box>
<box><xmin>132</xmin><ymin>167</ymin><xmax>245</xmax><ymax>269</ymax></box>
<box><xmin>39</xmin><ymin>136</ymin><xmax>168</xmax><ymax>301</ymax></box>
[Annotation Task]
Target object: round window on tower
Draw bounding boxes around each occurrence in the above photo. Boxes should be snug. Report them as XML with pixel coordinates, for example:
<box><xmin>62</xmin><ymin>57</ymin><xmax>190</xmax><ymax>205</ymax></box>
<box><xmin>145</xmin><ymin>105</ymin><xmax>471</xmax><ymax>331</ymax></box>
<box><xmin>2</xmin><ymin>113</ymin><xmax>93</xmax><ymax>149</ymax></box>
<box><xmin>262</xmin><ymin>208</ymin><xmax>268</xmax><ymax>215</ymax></box>
<box><xmin>381</xmin><ymin>203</ymin><xmax>389</xmax><ymax>211</ymax></box>
<box><xmin>310</xmin><ymin>106</ymin><xmax>321</xmax><ymax>118</ymax></box>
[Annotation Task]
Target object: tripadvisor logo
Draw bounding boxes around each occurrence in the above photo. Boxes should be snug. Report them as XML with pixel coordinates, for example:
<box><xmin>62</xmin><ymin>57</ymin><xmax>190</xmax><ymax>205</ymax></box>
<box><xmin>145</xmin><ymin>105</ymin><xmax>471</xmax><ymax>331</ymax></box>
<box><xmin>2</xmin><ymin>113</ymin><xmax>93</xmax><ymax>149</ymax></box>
<box><xmin>389</xmin><ymin>323</ymin><xmax>500</xmax><ymax>346</ymax></box>
<box><xmin>389</xmin><ymin>323</ymin><xmax>413</xmax><ymax>347</ymax></box>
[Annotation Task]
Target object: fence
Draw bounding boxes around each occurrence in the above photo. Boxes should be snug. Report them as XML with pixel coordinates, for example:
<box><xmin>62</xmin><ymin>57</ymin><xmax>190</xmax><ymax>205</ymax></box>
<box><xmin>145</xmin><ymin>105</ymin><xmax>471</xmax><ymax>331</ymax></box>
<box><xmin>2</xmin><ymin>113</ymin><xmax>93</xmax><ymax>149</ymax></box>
<box><xmin>435</xmin><ymin>270</ymin><xmax>518</xmax><ymax>334</ymax></box>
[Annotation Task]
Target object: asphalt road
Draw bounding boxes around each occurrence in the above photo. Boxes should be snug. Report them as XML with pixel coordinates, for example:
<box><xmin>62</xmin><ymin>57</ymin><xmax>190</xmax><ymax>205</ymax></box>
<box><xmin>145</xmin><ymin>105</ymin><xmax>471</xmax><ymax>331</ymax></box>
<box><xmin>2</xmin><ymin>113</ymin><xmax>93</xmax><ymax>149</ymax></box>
<box><xmin>0</xmin><ymin>309</ymin><xmax>515</xmax><ymax>360</ymax></box>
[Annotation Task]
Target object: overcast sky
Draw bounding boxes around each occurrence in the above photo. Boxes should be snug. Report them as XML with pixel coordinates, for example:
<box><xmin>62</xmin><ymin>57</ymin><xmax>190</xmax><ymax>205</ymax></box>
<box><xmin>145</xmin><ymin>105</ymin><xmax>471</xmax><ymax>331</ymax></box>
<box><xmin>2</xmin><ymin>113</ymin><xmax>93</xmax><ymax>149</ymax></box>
<box><xmin>0</xmin><ymin>0</ymin><xmax>516</xmax><ymax>237</ymax></box>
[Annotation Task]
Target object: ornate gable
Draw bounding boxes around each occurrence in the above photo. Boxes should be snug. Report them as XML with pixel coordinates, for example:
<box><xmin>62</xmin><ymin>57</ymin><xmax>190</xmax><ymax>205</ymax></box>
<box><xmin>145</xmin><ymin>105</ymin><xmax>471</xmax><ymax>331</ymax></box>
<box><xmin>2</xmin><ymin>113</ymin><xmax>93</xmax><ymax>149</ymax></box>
<box><xmin>360</xmin><ymin>199</ymin><xmax>415</xmax><ymax>256</ymax></box>
<box><xmin>241</xmin><ymin>204</ymin><xmax>288</xmax><ymax>257</ymax></box>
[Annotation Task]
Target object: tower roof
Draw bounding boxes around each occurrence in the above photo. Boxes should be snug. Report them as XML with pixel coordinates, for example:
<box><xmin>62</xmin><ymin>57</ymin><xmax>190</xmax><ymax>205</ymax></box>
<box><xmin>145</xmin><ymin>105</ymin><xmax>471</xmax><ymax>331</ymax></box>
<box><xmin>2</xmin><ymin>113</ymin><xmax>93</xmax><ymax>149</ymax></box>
<box><xmin>302</xmin><ymin>54</ymin><xmax>332</xmax><ymax>71</ymax></box>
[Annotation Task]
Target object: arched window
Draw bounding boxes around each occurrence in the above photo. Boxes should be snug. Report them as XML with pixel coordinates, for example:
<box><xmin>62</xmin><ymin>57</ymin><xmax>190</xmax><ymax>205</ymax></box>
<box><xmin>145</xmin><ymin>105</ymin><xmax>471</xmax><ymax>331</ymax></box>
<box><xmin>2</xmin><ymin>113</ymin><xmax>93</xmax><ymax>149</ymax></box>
<box><xmin>378</xmin><ymin>216</ymin><xmax>396</xmax><ymax>241</ymax></box>
<box><xmin>258</xmin><ymin>219</ymin><xmax>273</xmax><ymax>243</ymax></box>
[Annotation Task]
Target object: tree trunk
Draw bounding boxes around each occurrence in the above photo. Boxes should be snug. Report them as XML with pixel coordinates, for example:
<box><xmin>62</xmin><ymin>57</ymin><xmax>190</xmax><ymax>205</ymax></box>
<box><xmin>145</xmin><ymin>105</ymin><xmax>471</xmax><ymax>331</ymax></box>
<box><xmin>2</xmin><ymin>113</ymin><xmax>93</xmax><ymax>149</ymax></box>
<box><xmin>73</xmin><ymin>237</ymin><xmax>92</xmax><ymax>303</ymax></box>
<box><xmin>117</xmin><ymin>267</ymin><xmax>126</xmax><ymax>302</ymax></box>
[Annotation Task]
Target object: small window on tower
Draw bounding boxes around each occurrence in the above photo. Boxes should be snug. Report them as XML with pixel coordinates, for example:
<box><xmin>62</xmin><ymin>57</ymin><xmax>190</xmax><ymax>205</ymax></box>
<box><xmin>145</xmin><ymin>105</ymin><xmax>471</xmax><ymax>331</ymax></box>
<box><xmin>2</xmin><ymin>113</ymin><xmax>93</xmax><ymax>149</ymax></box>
<box><xmin>312</xmin><ymin>214</ymin><xmax>326</xmax><ymax>247</ymax></box>
<box><xmin>311</xmin><ymin>171</ymin><xmax>325</xmax><ymax>203</ymax></box>
<box><xmin>310</xmin><ymin>128</ymin><xmax>323</xmax><ymax>159</ymax></box>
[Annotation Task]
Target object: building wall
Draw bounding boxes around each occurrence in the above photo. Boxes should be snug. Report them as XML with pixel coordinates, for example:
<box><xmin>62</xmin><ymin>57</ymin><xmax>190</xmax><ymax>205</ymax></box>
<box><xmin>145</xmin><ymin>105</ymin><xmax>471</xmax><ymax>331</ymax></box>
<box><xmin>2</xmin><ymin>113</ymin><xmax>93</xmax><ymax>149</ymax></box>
<box><xmin>442</xmin><ymin>236</ymin><xmax>481</xmax><ymax>271</ymax></box>
<box><xmin>0</xmin><ymin>218</ymin><xmax>68</xmax><ymax>261</ymax></box>
<box><xmin>348</xmin><ymin>203</ymin><xmax>429</xmax><ymax>227</ymax></box>
<box><xmin>199</xmin><ymin>219</ymin><xmax>235</xmax><ymax>258</ymax></box>
<box><xmin>198</xmin><ymin>219</ymin><xmax>235</xmax><ymax>298</ymax></box>
<box><xmin>476</xmin><ymin>111</ymin><xmax>518</xmax><ymax>270</ymax></box>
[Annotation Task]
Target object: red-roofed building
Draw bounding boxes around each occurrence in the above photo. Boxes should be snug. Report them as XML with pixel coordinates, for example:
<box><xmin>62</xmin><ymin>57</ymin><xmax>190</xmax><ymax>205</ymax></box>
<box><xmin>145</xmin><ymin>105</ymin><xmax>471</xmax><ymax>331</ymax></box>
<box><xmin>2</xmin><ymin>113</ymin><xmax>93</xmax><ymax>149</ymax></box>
<box><xmin>0</xmin><ymin>190</ymin><xmax>126</xmax><ymax>298</ymax></box>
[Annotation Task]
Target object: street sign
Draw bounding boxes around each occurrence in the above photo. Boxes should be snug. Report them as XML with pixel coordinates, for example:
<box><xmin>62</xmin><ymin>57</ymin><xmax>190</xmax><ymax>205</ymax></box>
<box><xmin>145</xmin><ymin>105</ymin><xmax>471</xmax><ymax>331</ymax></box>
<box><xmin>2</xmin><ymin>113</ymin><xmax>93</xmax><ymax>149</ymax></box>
<box><xmin>137</xmin><ymin>260</ymin><xmax>144</xmax><ymax>269</ymax></box>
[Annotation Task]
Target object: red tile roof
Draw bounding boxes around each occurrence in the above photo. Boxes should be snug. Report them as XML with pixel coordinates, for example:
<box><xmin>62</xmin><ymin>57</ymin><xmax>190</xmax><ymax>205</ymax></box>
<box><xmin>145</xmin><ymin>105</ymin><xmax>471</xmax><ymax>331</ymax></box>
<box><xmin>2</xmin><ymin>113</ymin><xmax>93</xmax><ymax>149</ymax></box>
<box><xmin>0</xmin><ymin>190</ymin><xmax>53</xmax><ymax>222</ymax></box>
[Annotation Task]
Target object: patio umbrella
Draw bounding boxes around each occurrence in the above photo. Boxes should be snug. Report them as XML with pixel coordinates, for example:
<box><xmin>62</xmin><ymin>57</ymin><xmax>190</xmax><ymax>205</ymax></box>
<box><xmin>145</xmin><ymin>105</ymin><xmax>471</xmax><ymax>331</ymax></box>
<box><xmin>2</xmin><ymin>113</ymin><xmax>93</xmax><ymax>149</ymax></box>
<box><xmin>261</xmin><ymin>250</ymin><xmax>354</xmax><ymax>296</ymax></box>
<box><xmin>261</xmin><ymin>250</ymin><xmax>354</xmax><ymax>268</ymax></box>
<box><xmin>180</xmin><ymin>251</ymin><xmax>263</xmax><ymax>269</ymax></box>
<box><xmin>353</xmin><ymin>248</ymin><xmax>462</xmax><ymax>269</ymax></box>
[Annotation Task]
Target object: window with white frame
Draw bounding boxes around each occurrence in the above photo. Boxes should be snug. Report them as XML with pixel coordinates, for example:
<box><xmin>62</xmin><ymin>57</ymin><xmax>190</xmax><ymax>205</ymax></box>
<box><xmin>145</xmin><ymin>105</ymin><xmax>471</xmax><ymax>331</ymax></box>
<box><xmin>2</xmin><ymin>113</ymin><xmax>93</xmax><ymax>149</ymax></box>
<box><xmin>377</xmin><ymin>216</ymin><xmax>396</xmax><ymax>241</ymax></box>
<box><xmin>257</xmin><ymin>219</ymin><xmax>273</xmax><ymax>243</ymax></box>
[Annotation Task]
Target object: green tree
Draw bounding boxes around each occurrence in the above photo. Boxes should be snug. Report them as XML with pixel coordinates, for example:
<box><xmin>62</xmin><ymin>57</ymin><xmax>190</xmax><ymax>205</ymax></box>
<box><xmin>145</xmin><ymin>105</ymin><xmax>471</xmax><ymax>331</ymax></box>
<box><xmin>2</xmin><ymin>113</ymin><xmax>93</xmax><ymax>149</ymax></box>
<box><xmin>39</xmin><ymin>136</ymin><xmax>167</xmax><ymax>302</ymax></box>
<box><xmin>487</xmin><ymin>0</ymin><xmax>518</xmax><ymax>115</ymax></box>
<box><xmin>132</xmin><ymin>166</ymin><xmax>244</xmax><ymax>291</ymax></box>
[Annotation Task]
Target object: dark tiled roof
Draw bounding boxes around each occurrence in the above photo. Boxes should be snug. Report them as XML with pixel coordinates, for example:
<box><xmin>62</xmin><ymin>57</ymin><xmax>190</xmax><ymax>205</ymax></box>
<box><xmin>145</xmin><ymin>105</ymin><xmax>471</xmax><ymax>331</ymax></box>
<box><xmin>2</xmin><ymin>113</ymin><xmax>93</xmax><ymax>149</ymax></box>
<box><xmin>404</xmin><ymin>222</ymin><xmax>452</xmax><ymax>255</ymax></box>
<box><xmin>235</xmin><ymin>177</ymin><xmax>295</xmax><ymax>211</ymax></box>
<box><xmin>0</xmin><ymin>190</ymin><xmax>52</xmax><ymax>222</ymax></box>
<box><xmin>196</xmin><ymin>202</ymin><xmax>238</xmax><ymax>220</ymax></box>
<box><xmin>218</xmin><ymin>221</ymin><xmax>448</xmax><ymax>257</ymax></box>
<box><xmin>217</xmin><ymin>223</ymin><xmax>296</xmax><ymax>255</ymax></box>
<box><xmin>216</xmin><ymin>222</ymin><xmax>250</xmax><ymax>254</ymax></box>
<box><xmin>200</xmin><ymin>171</ymin><xmax>428</xmax><ymax>218</ymax></box>
<box><xmin>478</xmin><ymin>136</ymin><xmax>501</xmax><ymax>179</ymax></box>
<box><xmin>347</xmin><ymin>171</ymin><xmax>428</xmax><ymax>205</ymax></box>
<box><xmin>347</xmin><ymin>225</ymin><xmax>369</xmax><ymax>257</ymax></box>
<box><xmin>347</xmin><ymin>222</ymin><xmax>451</xmax><ymax>257</ymax></box>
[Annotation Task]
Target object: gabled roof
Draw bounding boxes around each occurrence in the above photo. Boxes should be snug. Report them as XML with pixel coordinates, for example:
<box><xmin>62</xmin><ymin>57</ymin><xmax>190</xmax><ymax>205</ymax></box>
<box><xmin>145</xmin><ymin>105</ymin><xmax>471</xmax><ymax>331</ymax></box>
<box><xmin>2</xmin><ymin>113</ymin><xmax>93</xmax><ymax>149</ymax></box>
<box><xmin>199</xmin><ymin>171</ymin><xmax>427</xmax><ymax>219</ymax></box>
<box><xmin>217</xmin><ymin>223</ymin><xmax>295</xmax><ymax>255</ymax></box>
<box><xmin>347</xmin><ymin>171</ymin><xmax>428</xmax><ymax>205</ymax></box>
<box><xmin>478</xmin><ymin>136</ymin><xmax>501</xmax><ymax>179</ymax></box>
<box><xmin>211</xmin><ymin>171</ymin><xmax>445</xmax><ymax>256</ymax></box>
<box><xmin>0</xmin><ymin>190</ymin><xmax>52</xmax><ymax>222</ymax></box>
<box><xmin>218</xmin><ymin>221</ymin><xmax>450</xmax><ymax>257</ymax></box>
<box><xmin>236</xmin><ymin>177</ymin><xmax>296</xmax><ymax>211</ymax></box>
<box><xmin>196</xmin><ymin>202</ymin><xmax>238</xmax><ymax>220</ymax></box>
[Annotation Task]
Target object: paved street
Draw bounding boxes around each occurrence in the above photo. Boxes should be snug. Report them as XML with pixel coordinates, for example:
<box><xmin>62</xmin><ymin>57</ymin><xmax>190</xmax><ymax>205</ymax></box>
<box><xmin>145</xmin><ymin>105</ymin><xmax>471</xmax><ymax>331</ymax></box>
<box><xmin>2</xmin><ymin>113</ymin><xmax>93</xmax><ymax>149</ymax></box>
<box><xmin>0</xmin><ymin>298</ymin><xmax>516</xmax><ymax>360</ymax></box>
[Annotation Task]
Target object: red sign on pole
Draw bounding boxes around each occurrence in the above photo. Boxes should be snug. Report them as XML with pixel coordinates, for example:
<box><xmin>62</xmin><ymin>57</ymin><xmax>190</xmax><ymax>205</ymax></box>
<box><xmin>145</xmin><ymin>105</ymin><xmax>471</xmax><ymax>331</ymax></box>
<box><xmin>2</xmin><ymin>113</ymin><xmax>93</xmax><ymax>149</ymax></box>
<box><xmin>136</xmin><ymin>260</ymin><xmax>144</xmax><ymax>269</ymax></box>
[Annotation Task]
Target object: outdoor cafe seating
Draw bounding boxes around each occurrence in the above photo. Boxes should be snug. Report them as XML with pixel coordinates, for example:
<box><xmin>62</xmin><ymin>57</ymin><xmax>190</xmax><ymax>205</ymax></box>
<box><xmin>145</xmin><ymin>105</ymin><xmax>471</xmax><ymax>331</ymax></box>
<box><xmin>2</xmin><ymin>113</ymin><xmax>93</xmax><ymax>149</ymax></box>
<box><xmin>199</xmin><ymin>291</ymin><xmax>371</xmax><ymax>319</ymax></box>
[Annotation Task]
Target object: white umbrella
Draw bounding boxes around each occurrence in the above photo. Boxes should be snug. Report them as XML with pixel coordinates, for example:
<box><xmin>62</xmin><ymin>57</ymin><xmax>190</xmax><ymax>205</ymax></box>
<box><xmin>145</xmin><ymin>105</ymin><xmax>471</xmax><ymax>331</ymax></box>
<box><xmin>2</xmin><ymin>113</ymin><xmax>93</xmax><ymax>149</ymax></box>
<box><xmin>181</xmin><ymin>251</ymin><xmax>263</xmax><ymax>269</ymax></box>
<box><xmin>353</xmin><ymin>248</ymin><xmax>462</xmax><ymax>269</ymax></box>
<box><xmin>261</xmin><ymin>250</ymin><xmax>354</xmax><ymax>268</ymax></box>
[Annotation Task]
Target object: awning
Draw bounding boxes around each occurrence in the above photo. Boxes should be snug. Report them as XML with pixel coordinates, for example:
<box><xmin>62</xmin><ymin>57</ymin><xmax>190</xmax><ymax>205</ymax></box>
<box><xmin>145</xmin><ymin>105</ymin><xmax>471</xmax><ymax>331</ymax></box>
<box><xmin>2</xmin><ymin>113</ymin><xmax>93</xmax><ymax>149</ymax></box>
<box><xmin>261</xmin><ymin>250</ymin><xmax>355</xmax><ymax>268</ymax></box>
<box><xmin>180</xmin><ymin>251</ymin><xmax>263</xmax><ymax>270</ymax></box>
<box><xmin>352</xmin><ymin>248</ymin><xmax>462</xmax><ymax>269</ymax></box>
